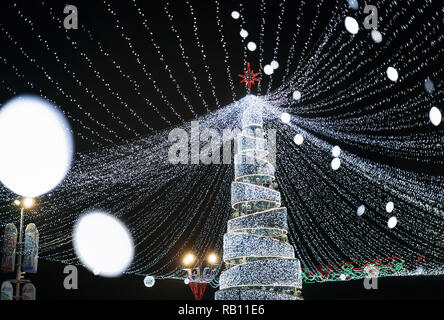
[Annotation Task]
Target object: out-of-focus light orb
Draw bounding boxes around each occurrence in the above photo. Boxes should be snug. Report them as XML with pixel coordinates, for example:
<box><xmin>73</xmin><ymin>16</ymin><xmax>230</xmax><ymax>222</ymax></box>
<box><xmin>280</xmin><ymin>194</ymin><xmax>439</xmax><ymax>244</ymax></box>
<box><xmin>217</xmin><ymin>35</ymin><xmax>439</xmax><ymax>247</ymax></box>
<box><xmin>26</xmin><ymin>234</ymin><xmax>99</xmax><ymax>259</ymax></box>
<box><xmin>73</xmin><ymin>211</ymin><xmax>134</xmax><ymax>278</ymax></box>
<box><xmin>240</xmin><ymin>29</ymin><xmax>248</xmax><ymax>38</ymax></box>
<box><xmin>23</xmin><ymin>197</ymin><xmax>34</xmax><ymax>208</ymax></box>
<box><xmin>386</xmin><ymin>67</ymin><xmax>399</xmax><ymax>82</ymax></box>
<box><xmin>14</xmin><ymin>199</ymin><xmax>21</xmax><ymax>206</ymax></box>
<box><xmin>371</xmin><ymin>30</ymin><xmax>382</xmax><ymax>43</ymax></box>
<box><xmin>247</xmin><ymin>41</ymin><xmax>257</xmax><ymax>51</ymax></box>
<box><xmin>0</xmin><ymin>95</ymin><xmax>73</xmax><ymax>198</ymax></box>
<box><xmin>331</xmin><ymin>157</ymin><xmax>341</xmax><ymax>170</ymax></box>
<box><xmin>183</xmin><ymin>253</ymin><xmax>195</xmax><ymax>266</ymax></box>
<box><xmin>424</xmin><ymin>77</ymin><xmax>435</xmax><ymax>94</ymax></box>
<box><xmin>332</xmin><ymin>145</ymin><xmax>341</xmax><ymax>157</ymax></box>
<box><xmin>231</xmin><ymin>11</ymin><xmax>240</xmax><ymax>19</ymax></box>
<box><xmin>294</xmin><ymin>134</ymin><xmax>304</xmax><ymax>145</ymax></box>
<box><xmin>357</xmin><ymin>204</ymin><xmax>366</xmax><ymax>216</ymax></box>
<box><xmin>429</xmin><ymin>107</ymin><xmax>442</xmax><ymax>126</ymax></box>
<box><xmin>184</xmin><ymin>278</ymin><xmax>190</xmax><ymax>285</ymax></box>
<box><xmin>340</xmin><ymin>274</ymin><xmax>347</xmax><ymax>280</ymax></box>
<box><xmin>264</xmin><ymin>64</ymin><xmax>274</xmax><ymax>75</ymax></box>
<box><xmin>388</xmin><ymin>216</ymin><xmax>398</xmax><ymax>229</ymax></box>
<box><xmin>144</xmin><ymin>275</ymin><xmax>155</xmax><ymax>287</ymax></box>
<box><xmin>292</xmin><ymin>90</ymin><xmax>301</xmax><ymax>101</ymax></box>
<box><xmin>208</xmin><ymin>253</ymin><xmax>218</xmax><ymax>264</ymax></box>
<box><xmin>344</xmin><ymin>17</ymin><xmax>359</xmax><ymax>34</ymax></box>
<box><xmin>347</xmin><ymin>0</ymin><xmax>359</xmax><ymax>10</ymax></box>
<box><xmin>270</xmin><ymin>60</ymin><xmax>279</xmax><ymax>69</ymax></box>
<box><xmin>385</xmin><ymin>201</ymin><xmax>394</xmax><ymax>213</ymax></box>
<box><xmin>280</xmin><ymin>112</ymin><xmax>291</xmax><ymax>124</ymax></box>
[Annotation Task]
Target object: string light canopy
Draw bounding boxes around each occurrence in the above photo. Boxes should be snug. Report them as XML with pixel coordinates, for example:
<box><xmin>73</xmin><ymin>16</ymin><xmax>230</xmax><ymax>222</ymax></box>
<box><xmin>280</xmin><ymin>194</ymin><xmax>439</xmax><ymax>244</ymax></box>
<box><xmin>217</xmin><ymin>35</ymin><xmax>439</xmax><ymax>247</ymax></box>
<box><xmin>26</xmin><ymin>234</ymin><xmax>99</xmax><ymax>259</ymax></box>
<box><xmin>0</xmin><ymin>0</ymin><xmax>441</xmax><ymax>285</ymax></box>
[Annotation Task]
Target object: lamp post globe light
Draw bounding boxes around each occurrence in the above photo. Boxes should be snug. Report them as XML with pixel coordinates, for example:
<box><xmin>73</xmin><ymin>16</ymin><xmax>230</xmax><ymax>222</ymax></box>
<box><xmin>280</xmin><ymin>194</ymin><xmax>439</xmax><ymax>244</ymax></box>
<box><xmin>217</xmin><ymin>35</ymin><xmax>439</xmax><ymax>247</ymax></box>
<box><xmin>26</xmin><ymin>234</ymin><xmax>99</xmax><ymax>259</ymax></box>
<box><xmin>182</xmin><ymin>252</ymin><xmax>219</xmax><ymax>300</ymax></box>
<box><xmin>11</xmin><ymin>197</ymin><xmax>35</xmax><ymax>300</ymax></box>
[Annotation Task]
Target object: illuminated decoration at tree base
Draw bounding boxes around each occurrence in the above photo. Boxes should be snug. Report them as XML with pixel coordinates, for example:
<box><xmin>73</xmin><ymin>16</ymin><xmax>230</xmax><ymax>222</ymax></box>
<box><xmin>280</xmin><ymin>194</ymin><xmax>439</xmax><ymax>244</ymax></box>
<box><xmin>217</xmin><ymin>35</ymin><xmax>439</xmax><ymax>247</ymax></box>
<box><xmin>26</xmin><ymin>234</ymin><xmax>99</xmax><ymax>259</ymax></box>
<box><xmin>215</xmin><ymin>96</ymin><xmax>302</xmax><ymax>300</ymax></box>
<box><xmin>189</xmin><ymin>282</ymin><xmax>208</xmax><ymax>300</ymax></box>
<box><xmin>301</xmin><ymin>255</ymin><xmax>425</xmax><ymax>283</ymax></box>
<box><xmin>184</xmin><ymin>265</ymin><xmax>218</xmax><ymax>300</ymax></box>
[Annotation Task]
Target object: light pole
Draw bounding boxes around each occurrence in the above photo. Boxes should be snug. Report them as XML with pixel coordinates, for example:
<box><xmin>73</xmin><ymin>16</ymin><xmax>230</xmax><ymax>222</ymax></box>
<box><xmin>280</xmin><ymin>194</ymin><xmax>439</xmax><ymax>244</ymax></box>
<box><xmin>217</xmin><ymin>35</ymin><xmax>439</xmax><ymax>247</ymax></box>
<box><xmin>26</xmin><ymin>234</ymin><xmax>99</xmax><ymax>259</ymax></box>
<box><xmin>182</xmin><ymin>252</ymin><xmax>219</xmax><ymax>300</ymax></box>
<box><xmin>12</xmin><ymin>197</ymin><xmax>34</xmax><ymax>300</ymax></box>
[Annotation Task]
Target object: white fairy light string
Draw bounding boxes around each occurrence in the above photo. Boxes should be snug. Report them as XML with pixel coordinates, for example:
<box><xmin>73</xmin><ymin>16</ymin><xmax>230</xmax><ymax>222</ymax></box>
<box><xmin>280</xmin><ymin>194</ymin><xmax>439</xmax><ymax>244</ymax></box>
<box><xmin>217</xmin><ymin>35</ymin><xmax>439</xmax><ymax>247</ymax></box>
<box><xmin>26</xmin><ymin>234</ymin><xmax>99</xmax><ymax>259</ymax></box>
<box><xmin>265</xmin><ymin>0</ymin><xmax>287</xmax><ymax>94</ymax></box>
<box><xmin>0</xmin><ymin>0</ymin><xmax>442</xmax><ymax>284</ymax></box>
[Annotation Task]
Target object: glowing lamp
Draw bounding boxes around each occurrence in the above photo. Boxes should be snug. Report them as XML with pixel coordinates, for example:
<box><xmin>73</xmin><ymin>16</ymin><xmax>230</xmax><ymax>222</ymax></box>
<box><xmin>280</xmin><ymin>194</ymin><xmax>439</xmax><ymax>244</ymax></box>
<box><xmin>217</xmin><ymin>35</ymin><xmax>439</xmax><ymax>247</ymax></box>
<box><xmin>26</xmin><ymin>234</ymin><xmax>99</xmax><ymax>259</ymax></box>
<box><xmin>183</xmin><ymin>253</ymin><xmax>195</xmax><ymax>266</ymax></box>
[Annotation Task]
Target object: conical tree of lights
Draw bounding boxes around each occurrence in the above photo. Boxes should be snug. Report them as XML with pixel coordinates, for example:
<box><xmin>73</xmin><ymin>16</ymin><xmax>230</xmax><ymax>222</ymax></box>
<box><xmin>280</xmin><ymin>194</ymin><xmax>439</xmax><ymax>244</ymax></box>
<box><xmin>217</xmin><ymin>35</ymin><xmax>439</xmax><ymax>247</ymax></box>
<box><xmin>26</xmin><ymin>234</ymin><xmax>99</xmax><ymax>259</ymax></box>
<box><xmin>215</xmin><ymin>96</ymin><xmax>303</xmax><ymax>300</ymax></box>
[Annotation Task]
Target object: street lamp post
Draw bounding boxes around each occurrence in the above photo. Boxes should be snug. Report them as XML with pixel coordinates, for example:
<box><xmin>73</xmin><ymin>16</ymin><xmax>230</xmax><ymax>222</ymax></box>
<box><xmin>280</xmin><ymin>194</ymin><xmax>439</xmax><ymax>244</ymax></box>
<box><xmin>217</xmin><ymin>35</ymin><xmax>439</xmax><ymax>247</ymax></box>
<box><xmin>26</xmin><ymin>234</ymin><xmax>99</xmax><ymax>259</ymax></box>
<box><xmin>11</xmin><ymin>198</ymin><xmax>34</xmax><ymax>300</ymax></box>
<box><xmin>182</xmin><ymin>252</ymin><xmax>219</xmax><ymax>300</ymax></box>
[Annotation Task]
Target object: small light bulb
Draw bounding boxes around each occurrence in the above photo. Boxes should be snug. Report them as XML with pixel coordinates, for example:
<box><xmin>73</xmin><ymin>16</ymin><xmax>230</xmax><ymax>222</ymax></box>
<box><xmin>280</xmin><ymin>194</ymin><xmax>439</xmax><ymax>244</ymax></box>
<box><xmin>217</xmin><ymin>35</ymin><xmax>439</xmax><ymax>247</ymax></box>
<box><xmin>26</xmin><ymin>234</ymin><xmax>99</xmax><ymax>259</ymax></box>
<box><xmin>183</xmin><ymin>253</ymin><xmax>195</xmax><ymax>266</ymax></box>
<box><xmin>208</xmin><ymin>253</ymin><xmax>218</xmax><ymax>264</ymax></box>
<box><xmin>23</xmin><ymin>197</ymin><xmax>34</xmax><ymax>208</ymax></box>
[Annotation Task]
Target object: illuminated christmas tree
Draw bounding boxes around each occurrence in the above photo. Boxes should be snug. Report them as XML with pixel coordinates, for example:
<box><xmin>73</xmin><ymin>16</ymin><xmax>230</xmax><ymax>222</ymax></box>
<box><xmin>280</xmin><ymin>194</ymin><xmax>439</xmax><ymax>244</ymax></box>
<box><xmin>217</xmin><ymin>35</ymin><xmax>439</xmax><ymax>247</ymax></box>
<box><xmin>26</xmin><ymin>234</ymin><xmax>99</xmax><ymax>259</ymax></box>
<box><xmin>215</xmin><ymin>96</ymin><xmax>303</xmax><ymax>300</ymax></box>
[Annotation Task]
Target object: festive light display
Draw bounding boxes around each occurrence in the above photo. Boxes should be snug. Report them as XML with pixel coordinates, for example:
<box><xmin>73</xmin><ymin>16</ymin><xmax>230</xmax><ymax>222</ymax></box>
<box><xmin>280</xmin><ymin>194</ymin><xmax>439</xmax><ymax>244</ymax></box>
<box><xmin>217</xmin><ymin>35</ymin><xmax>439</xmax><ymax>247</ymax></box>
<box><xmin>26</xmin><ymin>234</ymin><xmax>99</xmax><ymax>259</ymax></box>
<box><xmin>215</xmin><ymin>98</ymin><xmax>302</xmax><ymax>300</ymax></box>
<box><xmin>0</xmin><ymin>0</ymin><xmax>442</xmax><ymax>291</ymax></box>
<box><xmin>238</xmin><ymin>63</ymin><xmax>260</xmax><ymax>91</ymax></box>
<box><xmin>302</xmin><ymin>255</ymin><xmax>425</xmax><ymax>283</ymax></box>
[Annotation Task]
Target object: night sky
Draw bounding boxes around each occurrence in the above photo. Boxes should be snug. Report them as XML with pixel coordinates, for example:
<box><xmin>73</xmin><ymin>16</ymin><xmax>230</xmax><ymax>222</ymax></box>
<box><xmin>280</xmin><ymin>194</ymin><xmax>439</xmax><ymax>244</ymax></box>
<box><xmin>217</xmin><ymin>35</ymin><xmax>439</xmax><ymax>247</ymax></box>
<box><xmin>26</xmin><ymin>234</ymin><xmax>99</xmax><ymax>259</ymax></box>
<box><xmin>0</xmin><ymin>0</ymin><xmax>443</xmax><ymax>300</ymax></box>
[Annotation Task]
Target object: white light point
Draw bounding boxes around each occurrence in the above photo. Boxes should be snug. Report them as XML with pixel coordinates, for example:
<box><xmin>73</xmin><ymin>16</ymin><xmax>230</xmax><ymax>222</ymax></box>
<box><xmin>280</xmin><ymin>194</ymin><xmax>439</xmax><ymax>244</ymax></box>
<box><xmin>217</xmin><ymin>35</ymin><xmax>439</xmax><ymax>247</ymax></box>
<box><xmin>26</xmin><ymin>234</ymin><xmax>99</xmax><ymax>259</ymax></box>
<box><xmin>332</xmin><ymin>146</ymin><xmax>341</xmax><ymax>157</ymax></box>
<box><xmin>357</xmin><ymin>205</ymin><xmax>365</xmax><ymax>216</ymax></box>
<box><xmin>240</xmin><ymin>29</ymin><xmax>248</xmax><ymax>38</ymax></box>
<box><xmin>144</xmin><ymin>276</ymin><xmax>155</xmax><ymax>287</ymax></box>
<box><xmin>264</xmin><ymin>64</ymin><xmax>274</xmax><ymax>75</ymax></box>
<box><xmin>429</xmin><ymin>107</ymin><xmax>442</xmax><ymax>126</ymax></box>
<box><xmin>424</xmin><ymin>77</ymin><xmax>435</xmax><ymax>94</ymax></box>
<box><xmin>387</xmin><ymin>67</ymin><xmax>399</xmax><ymax>82</ymax></box>
<box><xmin>347</xmin><ymin>0</ymin><xmax>359</xmax><ymax>10</ymax></box>
<box><xmin>0</xmin><ymin>95</ymin><xmax>73</xmax><ymax>197</ymax></box>
<box><xmin>292</xmin><ymin>90</ymin><xmax>301</xmax><ymax>101</ymax></box>
<box><xmin>371</xmin><ymin>30</ymin><xmax>383</xmax><ymax>43</ymax></box>
<box><xmin>231</xmin><ymin>11</ymin><xmax>240</xmax><ymax>19</ymax></box>
<box><xmin>331</xmin><ymin>157</ymin><xmax>341</xmax><ymax>170</ymax></box>
<box><xmin>270</xmin><ymin>60</ymin><xmax>279</xmax><ymax>69</ymax></box>
<box><xmin>280</xmin><ymin>112</ymin><xmax>291</xmax><ymax>124</ymax></box>
<box><xmin>388</xmin><ymin>216</ymin><xmax>397</xmax><ymax>229</ymax></box>
<box><xmin>294</xmin><ymin>134</ymin><xmax>304</xmax><ymax>145</ymax></box>
<box><xmin>247</xmin><ymin>42</ymin><xmax>257</xmax><ymax>51</ymax></box>
<box><xmin>345</xmin><ymin>17</ymin><xmax>359</xmax><ymax>34</ymax></box>
<box><xmin>73</xmin><ymin>211</ymin><xmax>134</xmax><ymax>277</ymax></box>
<box><xmin>385</xmin><ymin>201</ymin><xmax>394</xmax><ymax>213</ymax></box>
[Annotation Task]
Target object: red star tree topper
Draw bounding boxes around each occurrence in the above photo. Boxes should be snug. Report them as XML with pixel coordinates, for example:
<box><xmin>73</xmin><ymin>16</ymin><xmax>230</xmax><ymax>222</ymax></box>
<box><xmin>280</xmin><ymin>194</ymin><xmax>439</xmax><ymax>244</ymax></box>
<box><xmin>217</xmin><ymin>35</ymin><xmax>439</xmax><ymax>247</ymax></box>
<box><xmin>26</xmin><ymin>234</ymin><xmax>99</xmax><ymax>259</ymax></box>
<box><xmin>238</xmin><ymin>62</ymin><xmax>260</xmax><ymax>90</ymax></box>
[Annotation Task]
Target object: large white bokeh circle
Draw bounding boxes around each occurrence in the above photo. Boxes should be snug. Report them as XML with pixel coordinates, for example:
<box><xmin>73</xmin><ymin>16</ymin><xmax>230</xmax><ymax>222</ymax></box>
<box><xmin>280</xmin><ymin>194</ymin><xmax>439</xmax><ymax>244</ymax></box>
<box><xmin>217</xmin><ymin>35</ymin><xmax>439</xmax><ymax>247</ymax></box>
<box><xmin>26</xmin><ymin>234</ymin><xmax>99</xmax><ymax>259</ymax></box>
<box><xmin>73</xmin><ymin>211</ymin><xmax>134</xmax><ymax>277</ymax></box>
<box><xmin>0</xmin><ymin>95</ymin><xmax>73</xmax><ymax>197</ymax></box>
